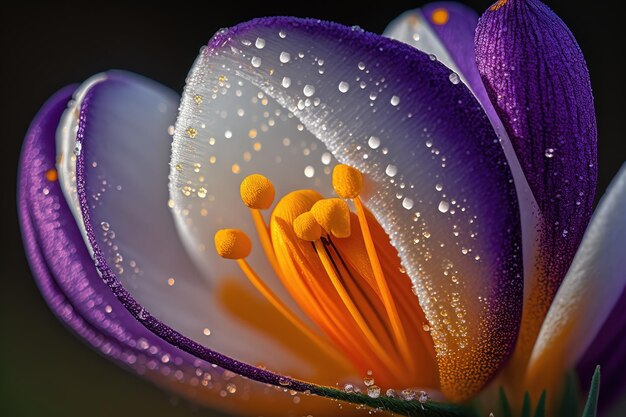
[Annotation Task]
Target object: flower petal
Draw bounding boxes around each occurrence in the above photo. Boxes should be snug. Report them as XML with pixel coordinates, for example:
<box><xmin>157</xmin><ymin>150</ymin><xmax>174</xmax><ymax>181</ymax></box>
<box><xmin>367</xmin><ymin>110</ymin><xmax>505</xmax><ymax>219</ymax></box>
<box><xmin>171</xmin><ymin>17</ymin><xmax>524</xmax><ymax>401</ymax></box>
<box><xmin>18</xmin><ymin>85</ymin><xmax>223</xmax><ymax>409</ymax></box>
<box><xmin>475</xmin><ymin>0</ymin><xmax>598</xmax><ymax>372</ymax></box>
<box><xmin>526</xmin><ymin>164</ymin><xmax>626</xmax><ymax>400</ymax></box>
<box><xmin>21</xmin><ymin>79</ymin><xmax>349</xmax><ymax>416</ymax></box>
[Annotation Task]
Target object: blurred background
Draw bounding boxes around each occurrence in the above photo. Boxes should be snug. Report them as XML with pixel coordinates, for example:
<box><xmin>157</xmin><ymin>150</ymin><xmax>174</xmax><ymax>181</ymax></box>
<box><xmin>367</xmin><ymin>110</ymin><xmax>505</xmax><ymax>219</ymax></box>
<box><xmin>1</xmin><ymin>1</ymin><xmax>624</xmax><ymax>416</ymax></box>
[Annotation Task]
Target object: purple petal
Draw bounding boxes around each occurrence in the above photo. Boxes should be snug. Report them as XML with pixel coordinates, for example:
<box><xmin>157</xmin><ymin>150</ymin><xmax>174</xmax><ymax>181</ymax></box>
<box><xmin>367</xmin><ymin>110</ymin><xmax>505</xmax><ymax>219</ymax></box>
<box><xmin>526</xmin><ymin>164</ymin><xmax>626</xmax><ymax>400</ymax></box>
<box><xmin>18</xmin><ymin>82</ymin><xmax>341</xmax><ymax>416</ymax></box>
<box><xmin>171</xmin><ymin>17</ymin><xmax>523</xmax><ymax>401</ymax></box>
<box><xmin>475</xmin><ymin>0</ymin><xmax>598</xmax><ymax>370</ymax></box>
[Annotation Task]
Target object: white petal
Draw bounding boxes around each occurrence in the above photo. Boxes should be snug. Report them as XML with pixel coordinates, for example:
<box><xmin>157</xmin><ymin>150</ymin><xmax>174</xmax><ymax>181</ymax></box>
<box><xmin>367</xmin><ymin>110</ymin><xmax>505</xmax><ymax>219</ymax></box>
<box><xmin>527</xmin><ymin>164</ymin><xmax>626</xmax><ymax>380</ymax></box>
<box><xmin>58</xmin><ymin>71</ymin><xmax>313</xmax><ymax>376</ymax></box>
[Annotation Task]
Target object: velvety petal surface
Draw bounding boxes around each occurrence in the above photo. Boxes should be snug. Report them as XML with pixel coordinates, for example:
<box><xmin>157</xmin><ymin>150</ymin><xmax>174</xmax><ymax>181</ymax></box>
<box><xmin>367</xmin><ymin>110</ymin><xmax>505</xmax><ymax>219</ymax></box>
<box><xmin>170</xmin><ymin>17</ymin><xmax>523</xmax><ymax>401</ymax></box>
<box><xmin>475</xmin><ymin>0</ymin><xmax>598</xmax><ymax>374</ymax></box>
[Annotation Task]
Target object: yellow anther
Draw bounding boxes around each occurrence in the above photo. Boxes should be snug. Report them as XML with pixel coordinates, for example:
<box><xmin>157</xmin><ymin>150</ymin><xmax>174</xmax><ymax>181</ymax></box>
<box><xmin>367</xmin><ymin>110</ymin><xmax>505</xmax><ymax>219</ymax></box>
<box><xmin>293</xmin><ymin>212</ymin><xmax>322</xmax><ymax>242</ymax></box>
<box><xmin>332</xmin><ymin>164</ymin><xmax>363</xmax><ymax>199</ymax></box>
<box><xmin>214</xmin><ymin>229</ymin><xmax>252</xmax><ymax>259</ymax></box>
<box><xmin>310</xmin><ymin>198</ymin><xmax>351</xmax><ymax>238</ymax></box>
<box><xmin>240</xmin><ymin>174</ymin><xmax>275</xmax><ymax>210</ymax></box>
<box><xmin>431</xmin><ymin>8</ymin><xmax>449</xmax><ymax>25</ymax></box>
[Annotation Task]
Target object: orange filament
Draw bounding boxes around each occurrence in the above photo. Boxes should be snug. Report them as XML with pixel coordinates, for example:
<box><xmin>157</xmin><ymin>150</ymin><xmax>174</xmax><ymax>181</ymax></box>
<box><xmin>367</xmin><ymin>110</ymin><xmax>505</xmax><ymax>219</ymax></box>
<box><xmin>215</xmin><ymin>165</ymin><xmax>438</xmax><ymax>388</ymax></box>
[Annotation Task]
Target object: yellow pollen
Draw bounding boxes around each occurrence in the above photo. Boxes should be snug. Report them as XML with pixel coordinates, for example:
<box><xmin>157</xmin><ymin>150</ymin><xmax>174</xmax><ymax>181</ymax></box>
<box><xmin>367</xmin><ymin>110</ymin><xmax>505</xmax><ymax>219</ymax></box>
<box><xmin>293</xmin><ymin>212</ymin><xmax>322</xmax><ymax>241</ymax></box>
<box><xmin>332</xmin><ymin>164</ymin><xmax>363</xmax><ymax>199</ymax></box>
<box><xmin>240</xmin><ymin>174</ymin><xmax>275</xmax><ymax>210</ymax></box>
<box><xmin>310</xmin><ymin>198</ymin><xmax>351</xmax><ymax>238</ymax></box>
<box><xmin>45</xmin><ymin>168</ymin><xmax>58</xmax><ymax>182</ymax></box>
<box><xmin>431</xmin><ymin>8</ymin><xmax>450</xmax><ymax>25</ymax></box>
<box><xmin>490</xmin><ymin>0</ymin><xmax>508</xmax><ymax>11</ymax></box>
<box><xmin>214</xmin><ymin>229</ymin><xmax>252</xmax><ymax>260</ymax></box>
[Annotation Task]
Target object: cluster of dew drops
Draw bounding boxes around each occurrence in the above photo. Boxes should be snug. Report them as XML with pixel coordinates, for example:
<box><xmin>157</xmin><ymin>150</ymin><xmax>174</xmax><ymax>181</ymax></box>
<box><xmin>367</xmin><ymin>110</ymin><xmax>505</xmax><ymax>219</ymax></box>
<box><xmin>342</xmin><ymin>371</ymin><xmax>430</xmax><ymax>408</ymax></box>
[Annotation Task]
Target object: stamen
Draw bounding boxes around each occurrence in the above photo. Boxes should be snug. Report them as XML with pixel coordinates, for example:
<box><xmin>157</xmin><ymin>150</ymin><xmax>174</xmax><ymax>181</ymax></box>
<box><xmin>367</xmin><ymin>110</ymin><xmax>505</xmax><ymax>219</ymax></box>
<box><xmin>333</xmin><ymin>164</ymin><xmax>416</xmax><ymax>373</ymax></box>
<box><xmin>214</xmin><ymin>228</ymin><xmax>348</xmax><ymax>367</ymax></box>
<box><xmin>240</xmin><ymin>174</ymin><xmax>275</xmax><ymax>210</ymax></box>
<box><xmin>313</xmin><ymin>237</ymin><xmax>402</xmax><ymax>376</ymax></box>
<box><xmin>293</xmin><ymin>212</ymin><xmax>322</xmax><ymax>242</ymax></box>
<box><xmin>240</xmin><ymin>174</ymin><xmax>281</xmax><ymax>277</ymax></box>
<box><xmin>310</xmin><ymin>198</ymin><xmax>351</xmax><ymax>238</ymax></box>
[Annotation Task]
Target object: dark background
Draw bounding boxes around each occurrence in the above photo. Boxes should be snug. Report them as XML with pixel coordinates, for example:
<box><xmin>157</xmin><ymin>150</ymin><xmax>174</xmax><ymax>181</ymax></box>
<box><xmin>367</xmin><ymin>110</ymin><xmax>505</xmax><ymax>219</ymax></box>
<box><xmin>1</xmin><ymin>2</ymin><xmax>624</xmax><ymax>416</ymax></box>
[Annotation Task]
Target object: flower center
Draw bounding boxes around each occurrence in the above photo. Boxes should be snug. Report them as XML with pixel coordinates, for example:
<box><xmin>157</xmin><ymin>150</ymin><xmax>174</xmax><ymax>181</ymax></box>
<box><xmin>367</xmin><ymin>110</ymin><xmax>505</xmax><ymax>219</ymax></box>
<box><xmin>214</xmin><ymin>165</ymin><xmax>437</xmax><ymax>388</ymax></box>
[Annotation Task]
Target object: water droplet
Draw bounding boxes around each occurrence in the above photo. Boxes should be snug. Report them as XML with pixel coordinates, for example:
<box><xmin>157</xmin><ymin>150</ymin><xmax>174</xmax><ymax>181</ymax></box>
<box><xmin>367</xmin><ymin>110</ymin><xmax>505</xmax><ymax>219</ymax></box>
<box><xmin>279</xmin><ymin>51</ymin><xmax>291</xmax><ymax>63</ymax></box>
<box><xmin>435</xmin><ymin>183</ymin><xmax>443</xmax><ymax>191</ymax></box>
<box><xmin>367</xmin><ymin>385</ymin><xmax>381</xmax><ymax>398</ymax></box>
<box><xmin>363</xmin><ymin>376</ymin><xmax>375</xmax><ymax>386</ymax></box>
<box><xmin>428</xmin><ymin>54</ymin><xmax>437</xmax><ymax>61</ymax></box>
<box><xmin>105</xmin><ymin>305</ymin><xmax>113</xmax><ymax>314</ymax></box>
<box><xmin>321</xmin><ymin>152</ymin><xmax>332</xmax><ymax>165</ymax></box>
<box><xmin>438</xmin><ymin>200</ymin><xmax>450</xmax><ymax>213</ymax></box>
<box><xmin>545</xmin><ymin>148</ymin><xmax>555</xmax><ymax>158</ymax></box>
<box><xmin>401</xmin><ymin>389</ymin><xmax>416</xmax><ymax>401</ymax></box>
<box><xmin>73</xmin><ymin>141</ymin><xmax>82</xmax><ymax>156</ymax></box>
<box><xmin>358</xmin><ymin>61</ymin><xmax>366</xmax><ymax>70</ymax></box>
<box><xmin>412</xmin><ymin>33</ymin><xmax>420</xmax><ymax>41</ymax></box>
<box><xmin>101</xmin><ymin>221</ymin><xmax>110</xmax><ymax>231</ymax></box>
<box><xmin>303</xmin><ymin>85</ymin><xmax>315</xmax><ymax>97</ymax></box>
<box><xmin>278</xmin><ymin>377</ymin><xmax>291</xmax><ymax>386</ymax></box>
<box><xmin>344</xmin><ymin>384</ymin><xmax>354</xmax><ymax>393</ymax></box>
<box><xmin>385</xmin><ymin>164</ymin><xmax>398</xmax><ymax>177</ymax></box>
<box><xmin>338</xmin><ymin>81</ymin><xmax>350</xmax><ymax>93</ymax></box>
<box><xmin>226</xmin><ymin>383</ymin><xmax>237</xmax><ymax>394</ymax></box>
<box><xmin>251</xmin><ymin>56</ymin><xmax>262</xmax><ymax>68</ymax></box>
<box><xmin>368</xmin><ymin>136</ymin><xmax>380</xmax><ymax>149</ymax></box>
<box><xmin>418</xmin><ymin>391</ymin><xmax>430</xmax><ymax>404</ymax></box>
<box><xmin>386</xmin><ymin>388</ymin><xmax>397</xmax><ymax>398</ymax></box>
<box><xmin>138</xmin><ymin>309</ymin><xmax>149</xmax><ymax>320</ymax></box>
<box><xmin>255</xmin><ymin>37</ymin><xmax>265</xmax><ymax>49</ymax></box>
<box><xmin>304</xmin><ymin>166</ymin><xmax>315</xmax><ymax>178</ymax></box>
<box><xmin>422</xmin><ymin>323</ymin><xmax>430</xmax><ymax>332</ymax></box>
<box><xmin>449</xmin><ymin>72</ymin><xmax>460</xmax><ymax>84</ymax></box>
<box><xmin>390</xmin><ymin>95</ymin><xmax>400</xmax><ymax>106</ymax></box>
<box><xmin>402</xmin><ymin>198</ymin><xmax>414</xmax><ymax>210</ymax></box>
<box><xmin>281</xmin><ymin>77</ymin><xmax>291</xmax><ymax>88</ymax></box>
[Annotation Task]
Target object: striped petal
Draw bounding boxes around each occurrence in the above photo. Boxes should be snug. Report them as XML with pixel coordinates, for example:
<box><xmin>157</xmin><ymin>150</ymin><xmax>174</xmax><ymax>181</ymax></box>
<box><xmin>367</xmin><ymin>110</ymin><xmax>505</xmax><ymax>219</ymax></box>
<box><xmin>170</xmin><ymin>17</ymin><xmax>523</xmax><ymax>401</ymax></box>
<box><xmin>475</xmin><ymin>0</ymin><xmax>598</xmax><ymax>375</ymax></box>
<box><xmin>526</xmin><ymin>164</ymin><xmax>626</xmax><ymax>401</ymax></box>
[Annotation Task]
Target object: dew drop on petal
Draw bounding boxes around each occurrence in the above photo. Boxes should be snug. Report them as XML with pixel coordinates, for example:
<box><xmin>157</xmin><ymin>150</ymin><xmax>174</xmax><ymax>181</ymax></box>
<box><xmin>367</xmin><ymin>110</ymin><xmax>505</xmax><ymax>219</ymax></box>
<box><xmin>255</xmin><ymin>37</ymin><xmax>265</xmax><ymax>49</ymax></box>
<box><xmin>438</xmin><ymin>200</ymin><xmax>450</xmax><ymax>213</ymax></box>
<box><xmin>281</xmin><ymin>77</ymin><xmax>291</xmax><ymax>88</ymax></box>
<box><xmin>385</xmin><ymin>164</ymin><xmax>398</xmax><ymax>177</ymax></box>
<box><xmin>73</xmin><ymin>141</ymin><xmax>82</xmax><ymax>156</ymax></box>
<box><xmin>449</xmin><ymin>72</ymin><xmax>460</xmax><ymax>84</ymax></box>
<box><xmin>545</xmin><ymin>148</ymin><xmax>555</xmax><ymax>158</ymax></box>
<box><xmin>251</xmin><ymin>56</ymin><xmax>262</xmax><ymax>68</ymax></box>
<box><xmin>368</xmin><ymin>136</ymin><xmax>380</xmax><ymax>149</ymax></box>
<box><xmin>367</xmin><ymin>385</ymin><xmax>381</xmax><ymax>398</ymax></box>
<box><xmin>338</xmin><ymin>81</ymin><xmax>350</xmax><ymax>93</ymax></box>
<box><xmin>304</xmin><ymin>166</ymin><xmax>315</xmax><ymax>178</ymax></box>
<box><xmin>402</xmin><ymin>198</ymin><xmax>414</xmax><ymax>210</ymax></box>
<box><xmin>390</xmin><ymin>95</ymin><xmax>400</xmax><ymax>106</ymax></box>
<box><xmin>303</xmin><ymin>85</ymin><xmax>315</xmax><ymax>97</ymax></box>
<box><xmin>279</xmin><ymin>51</ymin><xmax>291</xmax><ymax>63</ymax></box>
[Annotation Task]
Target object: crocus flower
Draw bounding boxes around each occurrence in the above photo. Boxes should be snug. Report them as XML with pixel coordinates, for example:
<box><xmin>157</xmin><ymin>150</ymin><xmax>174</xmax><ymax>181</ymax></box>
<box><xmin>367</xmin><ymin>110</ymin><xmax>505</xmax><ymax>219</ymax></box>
<box><xmin>18</xmin><ymin>0</ymin><xmax>625</xmax><ymax>416</ymax></box>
